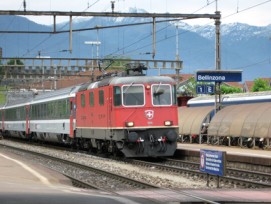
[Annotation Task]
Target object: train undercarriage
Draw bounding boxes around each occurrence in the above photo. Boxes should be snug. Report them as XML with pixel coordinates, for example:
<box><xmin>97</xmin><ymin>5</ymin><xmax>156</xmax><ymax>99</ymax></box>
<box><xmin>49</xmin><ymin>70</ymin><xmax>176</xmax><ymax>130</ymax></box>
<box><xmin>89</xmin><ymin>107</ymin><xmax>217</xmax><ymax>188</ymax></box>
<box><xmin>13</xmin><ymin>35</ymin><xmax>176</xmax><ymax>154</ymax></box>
<box><xmin>1</xmin><ymin>127</ymin><xmax>178</xmax><ymax>158</ymax></box>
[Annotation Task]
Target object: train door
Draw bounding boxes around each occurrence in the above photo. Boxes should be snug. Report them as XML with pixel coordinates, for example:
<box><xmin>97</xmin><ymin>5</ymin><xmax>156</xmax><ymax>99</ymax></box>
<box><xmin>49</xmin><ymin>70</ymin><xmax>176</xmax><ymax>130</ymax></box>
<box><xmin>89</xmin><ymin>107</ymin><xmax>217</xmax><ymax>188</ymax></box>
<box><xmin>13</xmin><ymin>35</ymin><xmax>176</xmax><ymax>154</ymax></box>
<box><xmin>1</xmin><ymin>109</ymin><xmax>4</xmax><ymax>133</ymax></box>
<box><xmin>69</xmin><ymin>97</ymin><xmax>76</xmax><ymax>138</ymax></box>
<box><xmin>107</xmin><ymin>87</ymin><xmax>113</xmax><ymax>137</ymax></box>
<box><xmin>25</xmin><ymin>105</ymin><xmax>30</xmax><ymax>136</ymax></box>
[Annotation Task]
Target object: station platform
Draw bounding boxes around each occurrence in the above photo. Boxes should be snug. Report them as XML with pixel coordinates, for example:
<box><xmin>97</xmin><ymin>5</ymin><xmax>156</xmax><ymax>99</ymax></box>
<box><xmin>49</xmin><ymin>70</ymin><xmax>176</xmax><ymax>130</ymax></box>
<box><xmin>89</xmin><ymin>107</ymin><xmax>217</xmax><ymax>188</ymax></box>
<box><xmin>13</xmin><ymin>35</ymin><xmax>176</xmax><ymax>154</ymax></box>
<box><xmin>117</xmin><ymin>188</ymin><xmax>271</xmax><ymax>203</ymax></box>
<box><xmin>176</xmin><ymin>143</ymin><xmax>271</xmax><ymax>167</ymax></box>
<box><xmin>0</xmin><ymin>148</ymin><xmax>156</xmax><ymax>204</ymax></box>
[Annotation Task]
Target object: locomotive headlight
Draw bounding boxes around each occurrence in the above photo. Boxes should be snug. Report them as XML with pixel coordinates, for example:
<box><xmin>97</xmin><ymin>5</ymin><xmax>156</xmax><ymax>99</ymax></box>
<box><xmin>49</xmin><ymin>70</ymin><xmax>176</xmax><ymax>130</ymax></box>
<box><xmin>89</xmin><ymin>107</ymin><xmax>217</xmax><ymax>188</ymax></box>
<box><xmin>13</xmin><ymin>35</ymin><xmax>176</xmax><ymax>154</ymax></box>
<box><xmin>164</xmin><ymin>120</ymin><xmax>172</xmax><ymax>126</ymax></box>
<box><xmin>125</xmin><ymin>121</ymin><xmax>134</xmax><ymax>127</ymax></box>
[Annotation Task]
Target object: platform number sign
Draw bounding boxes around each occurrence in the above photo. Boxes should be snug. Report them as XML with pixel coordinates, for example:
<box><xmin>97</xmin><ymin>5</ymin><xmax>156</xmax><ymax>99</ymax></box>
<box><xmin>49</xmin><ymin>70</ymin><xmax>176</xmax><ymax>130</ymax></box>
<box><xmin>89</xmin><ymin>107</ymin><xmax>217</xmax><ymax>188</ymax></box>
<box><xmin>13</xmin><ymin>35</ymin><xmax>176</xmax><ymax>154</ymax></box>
<box><xmin>206</xmin><ymin>85</ymin><xmax>214</xmax><ymax>94</ymax></box>
<box><xmin>196</xmin><ymin>85</ymin><xmax>205</xmax><ymax>94</ymax></box>
<box><xmin>196</xmin><ymin>84</ymin><xmax>214</xmax><ymax>94</ymax></box>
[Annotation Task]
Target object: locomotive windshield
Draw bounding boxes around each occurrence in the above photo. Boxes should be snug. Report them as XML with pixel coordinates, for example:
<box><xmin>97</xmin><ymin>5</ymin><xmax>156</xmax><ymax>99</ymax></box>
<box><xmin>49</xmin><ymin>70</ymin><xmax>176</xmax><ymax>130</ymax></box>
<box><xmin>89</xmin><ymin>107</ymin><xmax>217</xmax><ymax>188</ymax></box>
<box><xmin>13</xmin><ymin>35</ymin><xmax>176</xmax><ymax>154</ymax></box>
<box><xmin>122</xmin><ymin>84</ymin><xmax>144</xmax><ymax>106</ymax></box>
<box><xmin>152</xmin><ymin>84</ymin><xmax>172</xmax><ymax>106</ymax></box>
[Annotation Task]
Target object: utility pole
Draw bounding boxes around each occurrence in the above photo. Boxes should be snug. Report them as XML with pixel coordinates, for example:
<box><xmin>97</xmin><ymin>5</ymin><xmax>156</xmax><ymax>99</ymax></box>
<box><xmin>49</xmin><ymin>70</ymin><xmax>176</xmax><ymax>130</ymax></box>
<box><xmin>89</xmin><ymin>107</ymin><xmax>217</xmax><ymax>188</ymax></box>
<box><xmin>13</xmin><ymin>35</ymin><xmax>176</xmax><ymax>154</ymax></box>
<box><xmin>175</xmin><ymin>23</ymin><xmax>181</xmax><ymax>85</ymax></box>
<box><xmin>214</xmin><ymin>10</ymin><xmax>221</xmax><ymax>113</ymax></box>
<box><xmin>85</xmin><ymin>41</ymin><xmax>101</xmax><ymax>81</ymax></box>
<box><xmin>23</xmin><ymin>0</ymin><xmax>26</xmax><ymax>12</ymax></box>
<box><xmin>111</xmin><ymin>1</ymin><xmax>115</xmax><ymax>13</ymax></box>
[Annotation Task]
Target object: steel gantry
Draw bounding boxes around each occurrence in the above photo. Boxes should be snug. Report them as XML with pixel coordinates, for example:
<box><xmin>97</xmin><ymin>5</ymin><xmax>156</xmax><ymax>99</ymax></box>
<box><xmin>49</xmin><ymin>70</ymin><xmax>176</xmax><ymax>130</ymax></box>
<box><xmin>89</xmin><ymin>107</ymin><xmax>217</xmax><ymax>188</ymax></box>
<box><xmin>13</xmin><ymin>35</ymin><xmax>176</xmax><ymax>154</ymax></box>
<box><xmin>0</xmin><ymin>10</ymin><xmax>221</xmax><ymax>87</ymax></box>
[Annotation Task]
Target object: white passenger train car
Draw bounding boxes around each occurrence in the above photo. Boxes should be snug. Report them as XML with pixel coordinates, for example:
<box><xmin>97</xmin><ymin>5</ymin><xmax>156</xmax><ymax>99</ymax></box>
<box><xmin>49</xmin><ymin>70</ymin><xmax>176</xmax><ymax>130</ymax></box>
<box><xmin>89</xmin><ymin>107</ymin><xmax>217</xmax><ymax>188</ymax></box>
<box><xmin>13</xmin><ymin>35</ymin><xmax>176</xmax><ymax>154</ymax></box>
<box><xmin>28</xmin><ymin>86</ymin><xmax>80</xmax><ymax>143</ymax></box>
<box><xmin>2</xmin><ymin>100</ymin><xmax>31</xmax><ymax>139</ymax></box>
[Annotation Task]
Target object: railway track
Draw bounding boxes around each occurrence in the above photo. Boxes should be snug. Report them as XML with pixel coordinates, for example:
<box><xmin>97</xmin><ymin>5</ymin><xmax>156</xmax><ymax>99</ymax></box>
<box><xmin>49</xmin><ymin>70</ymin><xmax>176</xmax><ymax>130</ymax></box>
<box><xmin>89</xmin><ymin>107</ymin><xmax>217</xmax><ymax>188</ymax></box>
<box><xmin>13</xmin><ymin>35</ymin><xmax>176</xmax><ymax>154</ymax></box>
<box><xmin>0</xmin><ymin>139</ymin><xmax>260</xmax><ymax>204</ymax></box>
<box><xmin>3</xmin><ymin>138</ymin><xmax>270</xmax><ymax>189</ymax></box>
<box><xmin>0</xmin><ymin>142</ymin><xmax>222</xmax><ymax>204</ymax></box>
<box><xmin>0</xmin><ymin>144</ymin><xmax>158</xmax><ymax>192</ymax></box>
<box><xmin>129</xmin><ymin>158</ymin><xmax>271</xmax><ymax>188</ymax></box>
<box><xmin>165</xmin><ymin>158</ymin><xmax>271</xmax><ymax>184</ymax></box>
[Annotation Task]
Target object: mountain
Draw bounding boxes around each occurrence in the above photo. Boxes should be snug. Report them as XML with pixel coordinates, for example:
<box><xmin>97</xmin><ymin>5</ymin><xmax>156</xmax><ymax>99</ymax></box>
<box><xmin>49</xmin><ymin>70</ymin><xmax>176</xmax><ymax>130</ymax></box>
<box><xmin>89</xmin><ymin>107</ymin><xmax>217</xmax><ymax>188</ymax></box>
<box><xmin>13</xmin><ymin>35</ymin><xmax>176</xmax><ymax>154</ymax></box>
<box><xmin>0</xmin><ymin>12</ymin><xmax>270</xmax><ymax>80</ymax></box>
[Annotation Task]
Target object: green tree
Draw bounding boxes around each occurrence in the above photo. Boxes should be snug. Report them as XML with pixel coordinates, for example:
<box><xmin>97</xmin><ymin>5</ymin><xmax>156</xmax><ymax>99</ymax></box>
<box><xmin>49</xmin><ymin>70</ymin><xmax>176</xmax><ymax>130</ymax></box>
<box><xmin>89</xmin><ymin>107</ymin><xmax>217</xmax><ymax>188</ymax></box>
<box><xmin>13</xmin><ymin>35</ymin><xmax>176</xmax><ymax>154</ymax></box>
<box><xmin>7</xmin><ymin>59</ymin><xmax>24</xmax><ymax>66</ymax></box>
<box><xmin>220</xmin><ymin>85</ymin><xmax>242</xmax><ymax>94</ymax></box>
<box><xmin>178</xmin><ymin>77</ymin><xmax>197</xmax><ymax>96</ymax></box>
<box><xmin>5</xmin><ymin>59</ymin><xmax>24</xmax><ymax>78</ymax></box>
<box><xmin>252</xmin><ymin>78</ymin><xmax>271</xmax><ymax>92</ymax></box>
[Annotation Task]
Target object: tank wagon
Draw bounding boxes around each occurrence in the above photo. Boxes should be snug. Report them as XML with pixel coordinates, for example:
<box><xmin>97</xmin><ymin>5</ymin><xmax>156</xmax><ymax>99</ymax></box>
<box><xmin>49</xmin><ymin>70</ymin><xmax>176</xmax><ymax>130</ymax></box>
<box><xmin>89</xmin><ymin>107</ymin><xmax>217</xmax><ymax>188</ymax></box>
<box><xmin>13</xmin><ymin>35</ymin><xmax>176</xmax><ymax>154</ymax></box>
<box><xmin>178</xmin><ymin>92</ymin><xmax>271</xmax><ymax>149</ymax></box>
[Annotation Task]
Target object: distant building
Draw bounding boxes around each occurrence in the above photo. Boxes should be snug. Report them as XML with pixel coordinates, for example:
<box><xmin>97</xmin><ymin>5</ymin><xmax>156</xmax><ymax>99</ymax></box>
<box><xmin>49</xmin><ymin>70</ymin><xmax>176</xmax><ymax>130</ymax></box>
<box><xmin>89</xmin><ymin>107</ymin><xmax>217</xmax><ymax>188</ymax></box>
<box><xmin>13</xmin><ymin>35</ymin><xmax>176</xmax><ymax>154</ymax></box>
<box><xmin>244</xmin><ymin>78</ymin><xmax>271</xmax><ymax>92</ymax></box>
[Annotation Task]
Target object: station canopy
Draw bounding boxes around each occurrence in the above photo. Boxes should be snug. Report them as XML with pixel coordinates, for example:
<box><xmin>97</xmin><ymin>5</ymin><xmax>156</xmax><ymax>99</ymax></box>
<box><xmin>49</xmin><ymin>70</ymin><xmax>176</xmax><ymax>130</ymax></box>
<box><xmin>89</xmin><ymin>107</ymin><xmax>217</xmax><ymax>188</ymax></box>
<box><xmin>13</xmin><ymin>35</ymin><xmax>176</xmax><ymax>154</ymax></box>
<box><xmin>208</xmin><ymin>102</ymin><xmax>271</xmax><ymax>138</ymax></box>
<box><xmin>178</xmin><ymin>106</ymin><xmax>214</xmax><ymax>135</ymax></box>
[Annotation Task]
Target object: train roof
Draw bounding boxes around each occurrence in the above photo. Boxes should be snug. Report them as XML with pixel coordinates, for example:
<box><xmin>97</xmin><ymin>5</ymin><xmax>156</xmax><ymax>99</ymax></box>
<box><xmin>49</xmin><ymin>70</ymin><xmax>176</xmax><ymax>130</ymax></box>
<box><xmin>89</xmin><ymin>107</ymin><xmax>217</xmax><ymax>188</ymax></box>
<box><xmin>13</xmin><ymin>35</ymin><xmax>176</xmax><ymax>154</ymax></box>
<box><xmin>4</xmin><ymin>91</ymin><xmax>34</xmax><ymax>109</ymax></box>
<box><xmin>107</xmin><ymin>76</ymin><xmax>175</xmax><ymax>86</ymax></box>
<box><xmin>77</xmin><ymin>75</ymin><xmax>175</xmax><ymax>92</ymax></box>
<box><xmin>188</xmin><ymin>91</ymin><xmax>271</xmax><ymax>105</ymax></box>
<box><xmin>30</xmin><ymin>85</ymin><xmax>81</xmax><ymax>104</ymax></box>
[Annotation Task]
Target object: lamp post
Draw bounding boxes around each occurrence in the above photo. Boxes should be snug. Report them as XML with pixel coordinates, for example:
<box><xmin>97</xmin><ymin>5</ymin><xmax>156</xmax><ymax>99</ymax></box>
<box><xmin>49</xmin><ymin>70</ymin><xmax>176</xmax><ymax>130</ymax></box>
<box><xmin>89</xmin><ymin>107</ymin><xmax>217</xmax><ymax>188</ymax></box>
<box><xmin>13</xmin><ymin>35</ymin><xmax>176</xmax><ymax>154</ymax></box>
<box><xmin>84</xmin><ymin>41</ymin><xmax>101</xmax><ymax>81</ymax></box>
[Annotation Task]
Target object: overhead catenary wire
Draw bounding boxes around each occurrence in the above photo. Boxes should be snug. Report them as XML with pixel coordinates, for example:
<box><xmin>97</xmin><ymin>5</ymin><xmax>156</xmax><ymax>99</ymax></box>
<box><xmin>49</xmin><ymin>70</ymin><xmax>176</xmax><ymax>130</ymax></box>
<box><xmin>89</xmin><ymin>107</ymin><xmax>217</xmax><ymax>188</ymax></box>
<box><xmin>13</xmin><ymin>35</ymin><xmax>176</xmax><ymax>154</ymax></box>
<box><xmin>4</xmin><ymin>0</ymin><xmax>271</xmax><ymax>61</ymax></box>
<box><xmin>17</xmin><ymin>0</ymin><xmax>218</xmax><ymax>57</ymax></box>
<box><xmin>107</xmin><ymin>0</ymin><xmax>218</xmax><ymax>57</ymax></box>
<box><xmin>112</xmin><ymin>0</ymin><xmax>271</xmax><ymax>64</ymax></box>
<box><xmin>0</xmin><ymin>2</ymin><xmax>23</xmax><ymax>41</ymax></box>
<box><xmin>223</xmin><ymin>0</ymin><xmax>271</xmax><ymax>20</ymax></box>
<box><xmin>20</xmin><ymin>0</ymin><xmax>102</xmax><ymax>57</ymax></box>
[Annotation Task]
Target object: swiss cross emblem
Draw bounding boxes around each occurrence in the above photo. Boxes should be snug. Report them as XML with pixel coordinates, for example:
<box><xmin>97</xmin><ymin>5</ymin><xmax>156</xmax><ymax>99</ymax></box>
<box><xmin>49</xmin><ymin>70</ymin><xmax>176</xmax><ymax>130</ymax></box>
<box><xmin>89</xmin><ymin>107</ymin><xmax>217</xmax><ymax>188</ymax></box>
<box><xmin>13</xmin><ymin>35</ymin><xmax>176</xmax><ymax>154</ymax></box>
<box><xmin>145</xmin><ymin>110</ymin><xmax>154</xmax><ymax>120</ymax></box>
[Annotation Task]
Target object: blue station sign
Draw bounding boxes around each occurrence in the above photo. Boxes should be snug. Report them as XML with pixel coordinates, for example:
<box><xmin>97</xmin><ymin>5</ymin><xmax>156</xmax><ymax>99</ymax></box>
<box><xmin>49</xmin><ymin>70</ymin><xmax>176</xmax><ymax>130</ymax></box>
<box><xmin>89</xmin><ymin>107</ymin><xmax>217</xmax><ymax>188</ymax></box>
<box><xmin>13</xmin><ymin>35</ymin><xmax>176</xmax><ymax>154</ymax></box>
<box><xmin>200</xmin><ymin>149</ymin><xmax>226</xmax><ymax>176</ymax></box>
<box><xmin>196</xmin><ymin>70</ymin><xmax>242</xmax><ymax>82</ymax></box>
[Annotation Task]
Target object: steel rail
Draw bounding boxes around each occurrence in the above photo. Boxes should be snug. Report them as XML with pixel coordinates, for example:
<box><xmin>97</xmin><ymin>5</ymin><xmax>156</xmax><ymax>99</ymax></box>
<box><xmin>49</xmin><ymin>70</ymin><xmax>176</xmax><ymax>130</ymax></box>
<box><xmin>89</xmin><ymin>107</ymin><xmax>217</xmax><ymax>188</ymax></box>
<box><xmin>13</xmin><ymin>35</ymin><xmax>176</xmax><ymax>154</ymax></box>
<box><xmin>0</xmin><ymin>144</ymin><xmax>158</xmax><ymax>191</ymax></box>
<box><xmin>130</xmin><ymin>158</ymin><xmax>271</xmax><ymax>188</ymax></box>
<box><xmin>166</xmin><ymin>158</ymin><xmax>271</xmax><ymax>184</ymax></box>
<box><xmin>0</xmin><ymin>140</ymin><xmax>220</xmax><ymax>203</ymax></box>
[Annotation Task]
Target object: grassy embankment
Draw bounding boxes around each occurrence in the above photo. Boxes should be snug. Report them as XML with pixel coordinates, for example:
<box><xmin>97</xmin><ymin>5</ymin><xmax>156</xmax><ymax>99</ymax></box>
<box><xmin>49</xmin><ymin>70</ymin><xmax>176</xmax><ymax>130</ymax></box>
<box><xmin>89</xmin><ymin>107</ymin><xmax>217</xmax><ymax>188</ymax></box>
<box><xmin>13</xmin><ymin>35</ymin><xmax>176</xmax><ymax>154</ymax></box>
<box><xmin>0</xmin><ymin>86</ymin><xmax>7</xmax><ymax>105</ymax></box>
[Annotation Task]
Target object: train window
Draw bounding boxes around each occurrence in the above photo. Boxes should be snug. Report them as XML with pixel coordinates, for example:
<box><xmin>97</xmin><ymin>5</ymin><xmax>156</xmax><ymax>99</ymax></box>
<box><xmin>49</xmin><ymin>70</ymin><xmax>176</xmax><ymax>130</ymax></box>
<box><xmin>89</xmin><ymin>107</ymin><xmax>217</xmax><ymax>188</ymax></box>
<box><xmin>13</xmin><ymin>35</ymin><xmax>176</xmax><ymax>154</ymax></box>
<box><xmin>152</xmin><ymin>84</ymin><xmax>172</xmax><ymax>106</ymax></box>
<box><xmin>113</xmin><ymin>86</ymin><xmax>121</xmax><ymax>106</ymax></box>
<box><xmin>89</xmin><ymin>92</ymin><xmax>94</xmax><ymax>107</ymax></box>
<box><xmin>16</xmin><ymin>108</ymin><xmax>20</xmax><ymax>120</ymax></box>
<box><xmin>48</xmin><ymin>102</ymin><xmax>54</xmax><ymax>118</ymax></box>
<box><xmin>81</xmin><ymin>93</ymin><xmax>85</xmax><ymax>107</ymax></box>
<box><xmin>38</xmin><ymin>104</ymin><xmax>41</xmax><ymax>119</ymax></box>
<box><xmin>44</xmin><ymin>103</ymin><xmax>48</xmax><ymax>119</ymax></box>
<box><xmin>31</xmin><ymin>105</ymin><xmax>34</xmax><ymax>119</ymax></box>
<box><xmin>99</xmin><ymin>90</ymin><xmax>104</xmax><ymax>106</ymax></box>
<box><xmin>58</xmin><ymin>101</ymin><xmax>63</xmax><ymax>118</ymax></box>
<box><xmin>34</xmin><ymin>105</ymin><xmax>38</xmax><ymax>119</ymax></box>
<box><xmin>122</xmin><ymin>85</ymin><xmax>144</xmax><ymax>106</ymax></box>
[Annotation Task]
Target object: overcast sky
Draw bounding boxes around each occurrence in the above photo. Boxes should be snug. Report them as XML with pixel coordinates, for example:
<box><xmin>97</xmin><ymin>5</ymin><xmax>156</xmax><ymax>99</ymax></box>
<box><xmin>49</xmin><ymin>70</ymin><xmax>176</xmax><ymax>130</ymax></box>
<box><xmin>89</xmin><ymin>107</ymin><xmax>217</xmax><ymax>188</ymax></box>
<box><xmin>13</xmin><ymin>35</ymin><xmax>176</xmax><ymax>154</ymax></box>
<box><xmin>1</xmin><ymin>0</ymin><xmax>271</xmax><ymax>26</ymax></box>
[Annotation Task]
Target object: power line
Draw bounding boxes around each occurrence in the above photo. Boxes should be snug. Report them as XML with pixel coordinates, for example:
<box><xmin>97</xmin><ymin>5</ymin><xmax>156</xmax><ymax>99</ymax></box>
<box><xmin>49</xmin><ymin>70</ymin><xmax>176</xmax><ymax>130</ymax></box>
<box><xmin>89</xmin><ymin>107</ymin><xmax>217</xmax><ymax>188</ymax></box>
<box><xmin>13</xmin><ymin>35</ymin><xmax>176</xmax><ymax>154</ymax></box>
<box><xmin>231</xmin><ymin>58</ymin><xmax>270</xmax><ymax>69</ymax></box>
<box><xmin>223</xmin><ymin>0</ymin><xmax>271</xmax><ymax>20</ymax></box>
<box><xmin>20</xmin><ymin>0</ymin><xmax>102</xmax><ymax>57</ymax></box>
<box><xmin>0</xmin><ymin>2</ymin><xmax>23</xmax><ymax>41</ymax></box>
<box><xmin>113</xmin><ymin>0</ymin><xmax>271</xmax><ymax>60</ymax></box>
<box><xmin>108</xmin><ymin>0</ymin><xmax>217</xmax><ymax>57</ymax></box>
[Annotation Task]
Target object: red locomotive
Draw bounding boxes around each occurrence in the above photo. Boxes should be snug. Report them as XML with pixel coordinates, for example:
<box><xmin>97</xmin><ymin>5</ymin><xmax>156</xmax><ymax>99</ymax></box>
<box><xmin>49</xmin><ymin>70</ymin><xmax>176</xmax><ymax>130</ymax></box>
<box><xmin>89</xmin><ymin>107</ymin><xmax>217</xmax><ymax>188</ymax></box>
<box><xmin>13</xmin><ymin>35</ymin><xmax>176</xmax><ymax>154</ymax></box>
<box><xmin>1</xmin><ymin>64</ymin><xmax>178</xmax><ymax>157</ymax></box>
